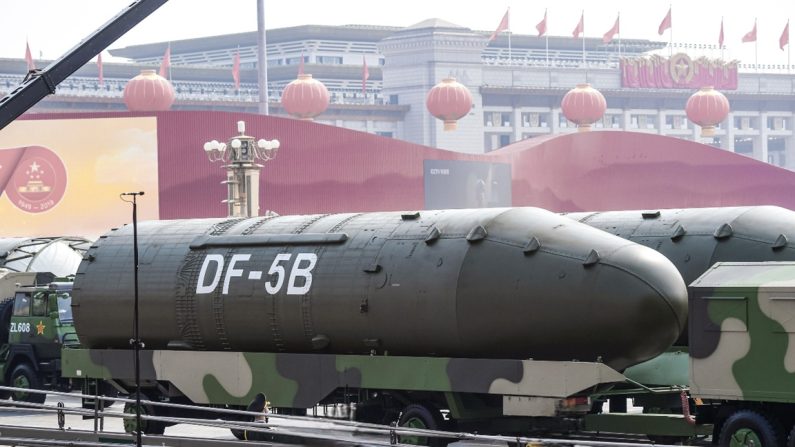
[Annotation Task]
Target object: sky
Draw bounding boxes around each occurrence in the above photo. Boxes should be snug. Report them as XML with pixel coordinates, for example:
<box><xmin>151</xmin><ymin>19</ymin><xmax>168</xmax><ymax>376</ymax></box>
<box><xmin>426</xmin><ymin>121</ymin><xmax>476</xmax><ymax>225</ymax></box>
<box><xmin>2</xmin><ymin>0</ymin><xmax>793</xmax><ymax>68</ymax></box>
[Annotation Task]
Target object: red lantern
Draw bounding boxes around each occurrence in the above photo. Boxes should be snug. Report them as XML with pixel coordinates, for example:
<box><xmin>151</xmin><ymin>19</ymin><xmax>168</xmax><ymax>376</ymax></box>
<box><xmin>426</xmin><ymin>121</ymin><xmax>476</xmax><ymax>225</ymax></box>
<box><xmin>686</xmin><ymin>86</ymin><xmax>730</xmax><ymax>137</ymax></box>
<box><xmin>281</xmin><ymin>74</ymin><xmax>330</xmax><ymax>120</ymax></box>
<box><xmin>123</xmin><ymin>69</ymin><xmax>175</xmax><ymax>112</ymax></box>
<box><xmin>426</xmin><ymin>78</ymin><xmax>472</xmax><ymax>131</ymax></box>
<box><xmin>561</xmin><ymin>83</ymin><xmax>607</xmax><ymax>132</ymax></box>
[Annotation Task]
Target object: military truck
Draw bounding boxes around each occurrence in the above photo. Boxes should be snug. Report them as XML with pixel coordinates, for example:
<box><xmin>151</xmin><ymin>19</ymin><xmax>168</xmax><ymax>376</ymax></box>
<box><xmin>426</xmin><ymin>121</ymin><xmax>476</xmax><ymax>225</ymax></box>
<box><xmin>57</xmin><ymin>209</ymin><xmax>692</xmax><ymax>438</ymax></box>
<box><xmin>576</xmin><ymin>261</ymin><xmax>795</xmax><ymax>446</ymax></box>
<box><xmin>0</xmin><ymin>269</ymin><xmax>76</xmax><ymax>404</ymax></box>
<box><xmin>685</xmin><ymin>262</ymin><xmax>795</xmax><ymax>446</ymax></box>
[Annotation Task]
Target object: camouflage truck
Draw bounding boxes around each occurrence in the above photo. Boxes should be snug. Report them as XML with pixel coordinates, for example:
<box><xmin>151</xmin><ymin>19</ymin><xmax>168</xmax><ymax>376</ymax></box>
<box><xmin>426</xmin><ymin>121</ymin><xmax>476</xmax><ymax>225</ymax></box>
<box><xmin>57</xmin><ymin>209</ymin><xmax>693</xmax><ymax>439</ymax></box>
<box><xmin>687</xmin><ymin>261</ymin><xmax>795</xmax><ymax>447</ymax></box>
<box><xmin>0</xmin><ymin>269</ymin><xmax>75</xmax><ymax>403</ymax></box>
<box><xmin>62</xmin><ymin>350</ymin><xmax>633</xmax><ymax>438</ymax></box>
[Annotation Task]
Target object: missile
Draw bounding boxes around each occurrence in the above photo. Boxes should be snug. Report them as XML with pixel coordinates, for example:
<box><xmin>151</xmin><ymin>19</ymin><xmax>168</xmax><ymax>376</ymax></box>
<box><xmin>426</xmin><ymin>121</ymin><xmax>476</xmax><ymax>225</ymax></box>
<box><xmin>566</xmin><ymin>205</ymin><xmax>795</xmax><ymax>344</ymax></box>
<box><xmin>73</xmin><ymin>207</ymin><xmax>687</xmax><ymax>370</ymax></box>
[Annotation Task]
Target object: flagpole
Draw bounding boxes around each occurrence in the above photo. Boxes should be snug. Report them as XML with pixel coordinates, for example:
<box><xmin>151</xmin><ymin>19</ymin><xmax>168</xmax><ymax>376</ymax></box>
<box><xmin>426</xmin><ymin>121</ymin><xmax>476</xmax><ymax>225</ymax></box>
<box><xmin>618</xmin><ymin>13</ymin><xmax>622</xmax><ymax>62</ymax></box>
<box><xmin>582</xmin><ymin>11</ymin><xmax>586</xmax><ymax>66</ymax></box>
<box><xmin>168</xmin><ymin>42</ymin><xmax>172</xmax><ymax>81</ymax></box>
<box><xmin>256</xmin><ymin>0</ymin><xmax>269</xmax><ymax>115</ymax></box>
<box><xmin>666</xmin><ymin>4</ymin><xmax>673</xmax><ymax>57</ymax></box>
<box><xmin>545</xmin><ymin>35</ymin><xmax>549</xmax><ymax>68</ymax></box>
<box><xmin>721</xmin><ymin>16</ymin><xmax>724</xmax><ymax>60</ymax></box>
<box><xmin>755</xmin><ymin>19</ymin><xmax>759</xmax><ymax>73</ymax></box>
<box><xmin>508</xmin><ymin>31</ymin><xmax>512</xmax><ymax>65</ymax></box>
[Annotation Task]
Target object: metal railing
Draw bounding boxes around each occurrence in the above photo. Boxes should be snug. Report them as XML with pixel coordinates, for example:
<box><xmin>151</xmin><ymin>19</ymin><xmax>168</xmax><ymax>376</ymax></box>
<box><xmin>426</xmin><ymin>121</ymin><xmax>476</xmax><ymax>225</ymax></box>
<box><xmin>0</xmin><ymin>384</ymin><xmax>688</xmax><ymax>447</ymax></box>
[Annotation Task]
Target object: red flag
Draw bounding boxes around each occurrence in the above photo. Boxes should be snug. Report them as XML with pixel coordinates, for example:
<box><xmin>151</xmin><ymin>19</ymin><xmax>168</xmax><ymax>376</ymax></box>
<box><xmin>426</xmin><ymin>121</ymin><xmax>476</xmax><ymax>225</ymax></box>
<box><xmin>658</xmin><ymin>7</ymin><xmax>672</xmax><ymax>35</ymax></box>
<box><xmin>603</xmin><ymin>15</ymin><xmax>620</xmax><ymax>44</ymax></box>
<box><xmin>362</xmin><ymin>55</ymin><xmax>369</xmax><ymax>95</ymax></box>
<box><xmin>536</xmin><ymin>9</ymin><xmax>548</xmax><ymax>37</ymax></box>
<box><xmin>742</xmin><ymin>20</ymin><xmax>757</xmax><ymax>43</ymax></box>
<box><xmin>97</xmin><ymin>52</ymin><xmax>104</xmax><ymax>87</ymax></box>
<box><xmin>25</xmin><ymin>41</ymin><xmax>35</xmax><ymax>71</ymax></box>
<box><xmin>232</xmin><ymin>50</ymin><xmax>241</xmax><ymax>90</ymax></box>
<box><xmin>781</xmin><ymin>20</ymin><xmax>790</xmax><ymax>50</ymax></box>
<box><xmin>718</xmin><ymin>18</ymin><xmax>725</xmax><ymax>48</ymax></box>
<box><xmin>572</xmin><ymin>12</ymin><xmax>584</xmax><ymax>39</ymax></box>
<box><xmin>489</xmin><ymin>8</ymin><xmax>510</xmax><ymax>41</ymax></box>
<box><xmin>159</xmin><ymin>45</ymin><xmax>170</xmax><ymax>78</ymax></box>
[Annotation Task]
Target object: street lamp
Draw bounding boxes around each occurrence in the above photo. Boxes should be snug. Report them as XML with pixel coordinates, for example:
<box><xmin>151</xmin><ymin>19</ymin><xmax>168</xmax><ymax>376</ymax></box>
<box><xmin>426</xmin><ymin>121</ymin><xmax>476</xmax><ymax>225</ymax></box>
<box><xmin>203</xmin><ymin>120</ymin><xmax>280</xmax><ymax>217</ymax></box>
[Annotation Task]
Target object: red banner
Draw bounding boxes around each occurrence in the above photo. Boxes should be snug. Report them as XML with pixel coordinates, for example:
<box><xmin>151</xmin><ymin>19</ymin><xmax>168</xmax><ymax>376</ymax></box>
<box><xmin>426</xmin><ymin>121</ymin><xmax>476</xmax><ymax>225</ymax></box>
<box><xmin>620</xmin><ymin>53</ymin><xmax>738</xmax><ymax>90</ymax></box>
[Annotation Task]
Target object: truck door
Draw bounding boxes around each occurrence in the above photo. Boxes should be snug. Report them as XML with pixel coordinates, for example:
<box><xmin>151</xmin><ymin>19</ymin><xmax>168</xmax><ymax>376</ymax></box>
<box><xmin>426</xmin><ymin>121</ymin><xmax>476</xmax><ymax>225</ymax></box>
<box><xmin>12</xmin><ymin>291</ymin><xmax>58</xmax><ymax>360</ymax></box>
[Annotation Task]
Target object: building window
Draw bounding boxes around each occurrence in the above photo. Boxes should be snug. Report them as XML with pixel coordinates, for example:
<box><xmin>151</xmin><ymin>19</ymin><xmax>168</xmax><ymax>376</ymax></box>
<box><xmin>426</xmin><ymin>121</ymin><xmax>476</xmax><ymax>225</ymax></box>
<box><xmin>735</xmin><ymin>116</ymin><xmax>756</xmax><ymax>130</ymax></box>
<box><xmin>285</xmin><ymin>56</ymin><xmax>308</xmax><ymax>65</ymax></box>
<box><xmin>521</xmin><ymin>112</ymin><xmax>548</xmax><ymax>128</ymax></box>
<box><xmin>501</xmin><ymin>113</ymin><xmax>512</xmax><ymax>127</ymax></box>
<box><xmin>499</xmin><ymin>134</ymin><xmax>511</xmax><ymax>147</ymax></box>
<box><xmin>768</xmin><ymin>116</ymin><xmax>787</xmax><ymax>131</ymax></box>
<box><xmin>376</xmin><ymin>131</ymin><xmax>393</xmax><ymax>138</ymax></box>
<box><xmin>316</xmin><ymin>56</ymin><xmax>343</xmax><ymax>64</ymax></box>
<box><xmin>665</xmin><ymin>115</ymin><xmax>688</xmax><ymax>130</ymax></box>
<box><xmin>389</xmin><ymin>94</ymin><xmax>399</xmax><ymax>105</ymax></box>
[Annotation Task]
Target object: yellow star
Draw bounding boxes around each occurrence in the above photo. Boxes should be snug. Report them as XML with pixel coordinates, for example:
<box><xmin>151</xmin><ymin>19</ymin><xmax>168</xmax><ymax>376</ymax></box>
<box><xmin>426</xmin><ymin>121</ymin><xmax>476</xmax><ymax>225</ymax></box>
<box><xmin>36</xmin><ymin>321</ymin><xmax>45</xmax><ymax>335</ymax></box>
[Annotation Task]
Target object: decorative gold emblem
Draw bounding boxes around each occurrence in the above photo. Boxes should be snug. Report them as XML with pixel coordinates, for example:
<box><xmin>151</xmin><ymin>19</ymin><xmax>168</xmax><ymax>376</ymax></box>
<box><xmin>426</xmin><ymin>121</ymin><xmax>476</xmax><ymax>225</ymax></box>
<box><xmin>669</xmin><ymin>53</ymin><xmax>695</xmax><ymax>84</ymax></box>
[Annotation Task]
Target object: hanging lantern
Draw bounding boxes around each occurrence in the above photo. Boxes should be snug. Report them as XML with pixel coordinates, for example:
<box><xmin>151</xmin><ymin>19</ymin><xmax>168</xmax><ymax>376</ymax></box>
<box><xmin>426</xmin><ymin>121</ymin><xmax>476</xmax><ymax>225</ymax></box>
<box><xmin>686</xmin><ymin>86</ymin><xmax>730</xmax><ymax>137</ymax></box>
<box><xmin>281</xmin><ymin>74</ymin><xmax>330</xmax><ymax>120</ymax></box>
<box><xmin>123</xmin><ymin>69</ymin><xmax>175</xmax><ymax>112</ymax></box>
<box><xmin>426</xmin><ymin>78</ymin><xmax>473</xmax><ymax>131</ymax></box>
<box><xmin>560</xmin><ymin>83</ymin><xmax>607</xmax><ymax>132</ymax></box>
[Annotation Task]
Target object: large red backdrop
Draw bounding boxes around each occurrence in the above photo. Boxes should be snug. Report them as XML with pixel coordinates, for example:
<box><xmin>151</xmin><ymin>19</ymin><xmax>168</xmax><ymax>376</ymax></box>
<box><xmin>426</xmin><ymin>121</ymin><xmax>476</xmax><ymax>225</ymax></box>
<box><xmin>17</xmin><ymin>111</ymin><xmax>795</xmax><ymax>219</ymax></box>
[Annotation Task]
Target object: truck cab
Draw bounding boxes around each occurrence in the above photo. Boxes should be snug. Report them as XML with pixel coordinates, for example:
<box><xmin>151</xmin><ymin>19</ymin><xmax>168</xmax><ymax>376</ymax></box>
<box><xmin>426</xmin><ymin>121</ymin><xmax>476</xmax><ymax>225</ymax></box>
<box><xmin>0</xmin><ymin>275</ymin><xmax>77</xmax><ymax>403</ymax></box>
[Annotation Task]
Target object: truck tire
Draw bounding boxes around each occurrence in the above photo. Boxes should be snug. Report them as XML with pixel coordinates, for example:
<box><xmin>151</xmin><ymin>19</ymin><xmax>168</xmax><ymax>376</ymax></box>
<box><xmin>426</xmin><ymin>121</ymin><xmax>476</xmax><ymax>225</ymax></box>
<box><xmin>123</xmin><ymin>392</ymin><xmax>166</xmax><ymax>435</ymax></box>
<box><xmin>10</xmin><ymin>363</ymin><xmax>45</xmax><ymax>404</ymax></box>
<box><xmin>787</xmin><ymin>424</ymin><xmax>795</xmax><ymax>447</ymax></box>
<box><xmin>719</xmin><ymin>410</ymin><xmax>782</xmax><ymax>447</ymax></box>
<box><xmin>398</xmin><ymin>403</ymin><xmax>447</xmax><ymax>447</ymax></box>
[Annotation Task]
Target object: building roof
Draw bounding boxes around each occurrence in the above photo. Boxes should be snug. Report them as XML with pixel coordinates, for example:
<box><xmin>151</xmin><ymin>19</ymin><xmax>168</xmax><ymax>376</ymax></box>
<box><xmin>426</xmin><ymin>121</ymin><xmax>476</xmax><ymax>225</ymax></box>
<box><xmin>109</xmin><ymin>21</ymin><xmax>666</xmax><ymax>61</ymax></box>
<box><xmin>110</xmin><ymin>24</ymin><xmax>401</xmax><ymax>60</ymax></box>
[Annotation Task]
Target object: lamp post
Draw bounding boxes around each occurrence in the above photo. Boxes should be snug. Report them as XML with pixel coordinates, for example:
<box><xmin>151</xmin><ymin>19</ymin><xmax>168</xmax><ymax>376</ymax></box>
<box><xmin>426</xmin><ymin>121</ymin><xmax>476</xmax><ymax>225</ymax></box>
<box><xmin>120</xmin><ymin>191</ymin><xmax>144</xmax><ymax>447</ymax></box>
<box><xmin>203</xmin><ymin>120</ymin><xmax>280</xmax><ymax>218</ymax></box>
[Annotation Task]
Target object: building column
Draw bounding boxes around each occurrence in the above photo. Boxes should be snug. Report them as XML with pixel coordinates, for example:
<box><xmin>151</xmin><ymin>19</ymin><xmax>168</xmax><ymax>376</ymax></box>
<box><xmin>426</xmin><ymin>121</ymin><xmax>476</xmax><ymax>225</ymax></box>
<box><xmin>723</xmin><ymin>112</ymin><xmax>736</xmax><ymax>152</ymax></box>
<box><xmin>513</xmin><ymin>108</ymin><xmax>523</xmax><ymax>142</ymax></box>
<box><xmin>754</xmin><ymin>113</ymin><xmax>769</xmax><ymax>163</ymax></box>
<box><xmin>551</xmin><ymin>108</ymin><xmax>560</xmax><ymax>133</ymax></box>
<box><xmin>785</xmin><ymin>132</ymin><xmax>795</xmax><ymax>170</ymax></box>
<box><xmin>622</xmin><ymin>110</ymin><xmax>632</xmax><ymax>130</ymax></box>
<box><xmin>657</xmin><ymin>111</ymin><xmax>665</xmax><ymax>135</ymax></box>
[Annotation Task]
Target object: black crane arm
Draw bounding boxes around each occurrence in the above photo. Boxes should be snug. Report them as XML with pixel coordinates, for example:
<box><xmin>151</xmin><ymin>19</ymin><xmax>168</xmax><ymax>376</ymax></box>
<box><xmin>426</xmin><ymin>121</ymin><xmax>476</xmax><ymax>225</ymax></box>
<box><xmin>0</xmin><ymin>0</ymin><xmax>169</xmax><ymax>130</ymax></box>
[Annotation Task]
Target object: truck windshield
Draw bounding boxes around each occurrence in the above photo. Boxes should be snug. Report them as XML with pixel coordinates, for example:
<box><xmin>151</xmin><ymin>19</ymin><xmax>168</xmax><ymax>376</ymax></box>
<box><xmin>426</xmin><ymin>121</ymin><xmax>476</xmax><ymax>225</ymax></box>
<box><xmin>57</xmin><ymin>293</ymin><xmax>73</xmax><ymax>323</ymax></box>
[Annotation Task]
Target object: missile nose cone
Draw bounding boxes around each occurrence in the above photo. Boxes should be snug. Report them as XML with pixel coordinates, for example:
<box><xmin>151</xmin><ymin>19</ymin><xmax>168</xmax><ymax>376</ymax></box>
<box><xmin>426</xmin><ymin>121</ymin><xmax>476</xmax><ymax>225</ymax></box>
<box><xmin>596</xmin><ymin>244</ymin><xmax>688</xmax><ymax>369</ymax></box>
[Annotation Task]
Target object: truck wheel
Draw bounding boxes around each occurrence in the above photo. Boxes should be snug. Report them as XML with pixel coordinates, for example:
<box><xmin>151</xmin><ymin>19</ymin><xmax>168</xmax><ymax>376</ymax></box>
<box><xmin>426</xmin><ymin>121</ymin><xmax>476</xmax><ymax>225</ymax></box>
<box><xmin>398</xmin><ymin>403</ymin><xmax>446</xmax><ymax>447</ymax></box>
<box><xmin>231</xmin><ymin>393</ymin><xmax>269</xmax><ymax>441</ymax></box>
<box><xmin>719</xmin><ymin>410</ymin><xmax>782</xmax><ymax>447</ymax></box>
<box><xmin>123</xmin><ymin>393</ymin><xmax>165</xmax><ymax>435</ymax></box>
<box><xmin>786</xmin><ymin>424</ymin><xmax>795</xmax><ymax>447</ymax></box>
<box><xmin>10</xmin><ymin>363</ymin><xmax>45</xmax><ymax>404</ymax></box>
